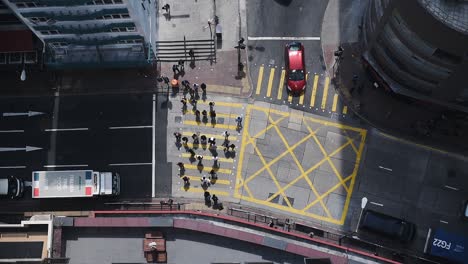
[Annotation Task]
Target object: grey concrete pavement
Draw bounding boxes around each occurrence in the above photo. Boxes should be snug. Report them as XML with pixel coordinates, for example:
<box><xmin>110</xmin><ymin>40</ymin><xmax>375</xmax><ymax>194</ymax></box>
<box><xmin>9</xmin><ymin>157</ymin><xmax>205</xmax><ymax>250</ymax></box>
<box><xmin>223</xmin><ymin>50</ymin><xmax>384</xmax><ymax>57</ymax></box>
<box><xmin>157</xmin><ymin>0</ymin><xmax>251</xmax><ymax>97</ymax></box>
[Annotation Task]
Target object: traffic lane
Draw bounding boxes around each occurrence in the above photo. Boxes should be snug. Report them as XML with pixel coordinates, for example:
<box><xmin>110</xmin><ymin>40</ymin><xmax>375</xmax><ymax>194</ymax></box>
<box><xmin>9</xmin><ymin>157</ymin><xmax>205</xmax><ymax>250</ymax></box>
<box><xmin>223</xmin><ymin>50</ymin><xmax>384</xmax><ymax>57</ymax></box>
<box><xmin>248</xmin><ymin>40</ymin><xmax>324</xmax><ymax>73</ymax></box>
<box><xmin>56</xmin><ymin>94</ymin><xmax>153</xmax><ymax>129</ymax></box>
<box><xmin>112</xmin><ymin>165</ymin><xmax>152</xmax><ymax>199</ymax></box>
<box><xmin>247</xmin><ymin>0</ymin><xmax>327</xmax><ymax>37</ymax></box>
<box><xmin>0</xmin><ymin>96</ymin><xmax>54</xmax><ymax>131</ymax></box>
<box><xmin>100</xmin><ymin>129</ymin><xmax>152</xmax><ymax>165</ymax></box>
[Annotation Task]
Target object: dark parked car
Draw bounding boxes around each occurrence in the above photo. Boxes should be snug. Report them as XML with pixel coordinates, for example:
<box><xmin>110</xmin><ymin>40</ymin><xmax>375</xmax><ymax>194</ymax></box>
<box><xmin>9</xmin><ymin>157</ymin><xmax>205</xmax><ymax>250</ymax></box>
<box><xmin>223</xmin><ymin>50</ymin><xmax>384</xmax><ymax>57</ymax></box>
<box><xmin>359</xmin><ymin>210</ymin><xmax>416</xmax><ymax>242</ymax></box>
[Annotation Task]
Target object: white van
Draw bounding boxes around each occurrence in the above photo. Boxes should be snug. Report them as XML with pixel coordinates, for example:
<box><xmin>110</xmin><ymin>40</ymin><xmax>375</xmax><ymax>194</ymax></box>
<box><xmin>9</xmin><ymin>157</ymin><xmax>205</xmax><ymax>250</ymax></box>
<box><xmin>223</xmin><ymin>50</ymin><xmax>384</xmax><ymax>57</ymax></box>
<box><xmin>0</xmin><ymin>176</ymin><xmax>24</xmax><ymax>199</ymax></box>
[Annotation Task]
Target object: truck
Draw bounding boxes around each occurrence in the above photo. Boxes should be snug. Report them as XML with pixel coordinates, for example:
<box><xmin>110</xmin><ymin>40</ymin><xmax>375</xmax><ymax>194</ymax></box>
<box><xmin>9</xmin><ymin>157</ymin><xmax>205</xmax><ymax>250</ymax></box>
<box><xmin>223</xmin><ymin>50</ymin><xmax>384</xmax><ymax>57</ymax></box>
<box><xmin>0</xmin><ymin>176</ymin><xmax>24</xmax><ymax>199</ymax></box>
<box><xmin>32</xmin><ymin>170</ymin><xmax>120</xmax><ymax>198</ymax></box>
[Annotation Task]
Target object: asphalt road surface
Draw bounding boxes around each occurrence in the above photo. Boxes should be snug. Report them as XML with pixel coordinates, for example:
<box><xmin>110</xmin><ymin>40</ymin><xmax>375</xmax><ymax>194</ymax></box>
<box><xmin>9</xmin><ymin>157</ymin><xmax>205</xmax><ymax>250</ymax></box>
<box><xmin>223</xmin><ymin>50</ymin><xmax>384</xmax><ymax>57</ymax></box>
<box><xmin>0</xmin><ymin>93</ymin><xmax>171</xmax><ymax>212</ymax></box>
<box><xmin>246</xmin><ymin>0</ymin><xmax>348</xmax><ymax>118</ymax></box>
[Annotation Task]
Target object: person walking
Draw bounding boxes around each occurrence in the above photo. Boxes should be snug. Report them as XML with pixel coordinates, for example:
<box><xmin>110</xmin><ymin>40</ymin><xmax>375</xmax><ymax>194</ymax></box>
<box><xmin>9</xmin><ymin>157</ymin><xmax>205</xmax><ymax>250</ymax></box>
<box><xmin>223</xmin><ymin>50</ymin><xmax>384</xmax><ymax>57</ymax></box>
<box><xmin>182</xmin><ymin>136</ymin><xmax>189</xmax><ymax>145</ymax></box>
<box><xmin>162</xmin><ymin>3</ymin><xmax>170</xmax><ymax>13</ymax></box>
<box><xmin>209</xmin><ymin>169</ymin><xmax>218</xmax><ymax>180</ymax></box>
<box><xmin>195</xmin><ymin>110</ymin><xmax>201</xmax><ymax>119</ymax></box>
<box><xmin>209</xmin><ymin>101</ymin><xmax>215</xmax><ymax>111</ymax></box>
<box><xmin>201</xmin><ymin>176</ymin><xmax>210</xmax><ymax>187</ymax></box>
<box><xmin>188</xmin><ymin>148</ymin><xmax>195</xmax><ymax>157</ymax></box>
<box><xmin>182</xmin><ymin>176</ymin><xmax>190</xmax><ymax>185</ymax></box>
<box><xmin>235</xmin><ymin>115</ymin><xmax>243</xmax><ymax>127</ymax></box>
<box><xmin>196</xmin><ymin>155</ymin><xmax>204</xmax><ymax>165</ymax></box>
<box><xmin>201</xmin><ymin>83</ymin><xmax>207</xmax><ymax>93</ymax></box>
<box><xmin>208</xmin><ymin>137</ymin><xmax>216</xmax><ymax>145</ymax></box>
<box><xmin>212</xmin><ymin>194</ymin><xmax>219</xmax><ymax>206</ymax></box>
<box><xmin>229</xmin><ymin>144</ymin><xmax>236</xmax><ymax>152</ymax></box>
<box><xmin>222</xmin><ymin>131</ymin><xmax>230</xmax><ymax>141</ymax></box>
<box><xmin>213</xmin><ymin>156</ymin><xmax>219</xmax><ymax>167</ymax></box>
<box><xmin>193</xmin><ymin>83</ymin><xmax>199</xmax><ymax>93</ymax></box>
<box><xmin>177</xmin><ymin>162</ymin><xmax>185</xmax><ymax>171</ymax></box>
<box><xmin>172</xmin><ymin>64</ymin><xmax>179</xmax><ymax>74</ymax></box>
<box><xmin>174</xmin><ymin>132</ymin><xmax>182</xmax><ymax>142</ymax></box>
<box><xmin>210</xmin><ymin>110</ymin><xmax>216</xmax><ymax>119</ymax></box>
<box><xmin>182</xmin><ymin>80</ymin><xmax>190</xmax><ymax>91</ymax></box>
<box><xmin>200</xmin><ymin>135</ymin><xmax>207</xmax><ymax>145</ymax></box>
<box><xmin>180</xmin><ymin>98</ymin><xmax>187</xmax><ymax>106</ymax></box>
<box><xmin>178</xmin><ymin>59</ymin><xmax>185</xmax><ymax>72</ymax></box>
<box><xmin>202</xmin><ymin>110</ymin><xmax>208</xmax><ymax>119</ymax></box>
<box><xmin>188</xmin><ymin>49</ymin><xmax>195</xmax><ymax>60</ymax></box>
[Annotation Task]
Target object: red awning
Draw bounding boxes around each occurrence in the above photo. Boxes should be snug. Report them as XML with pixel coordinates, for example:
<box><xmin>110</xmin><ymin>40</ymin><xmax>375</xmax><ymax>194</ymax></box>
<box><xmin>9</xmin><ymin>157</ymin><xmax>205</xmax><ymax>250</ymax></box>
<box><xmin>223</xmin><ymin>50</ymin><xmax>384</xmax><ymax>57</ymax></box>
<box><xmin>0</xmin><ymin>30</ymin><xmax>35</xmax><ymax>52</ymax></box>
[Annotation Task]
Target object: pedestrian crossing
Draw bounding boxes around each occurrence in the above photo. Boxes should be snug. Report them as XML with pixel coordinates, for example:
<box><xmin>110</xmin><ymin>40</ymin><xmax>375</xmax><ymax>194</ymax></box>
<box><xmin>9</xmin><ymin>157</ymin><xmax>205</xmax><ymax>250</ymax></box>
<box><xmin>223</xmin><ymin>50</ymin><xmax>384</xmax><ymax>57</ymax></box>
<box><xmin>171</xmin><ymin>100</ymin><xmax>244</xmax><ymax>200</ymax></box>
<box><xmin>253</xmin><ymin>65</ymin><xmax>347</xmax><ymax>116</ymax></box>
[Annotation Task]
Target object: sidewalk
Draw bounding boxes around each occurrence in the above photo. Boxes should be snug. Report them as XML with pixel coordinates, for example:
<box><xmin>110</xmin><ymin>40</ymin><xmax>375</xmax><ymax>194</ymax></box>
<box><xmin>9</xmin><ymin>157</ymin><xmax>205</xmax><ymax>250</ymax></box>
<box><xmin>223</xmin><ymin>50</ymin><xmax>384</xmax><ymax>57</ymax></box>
<box><xmin>321</xmin><ymin>0</ymin><xmax>468</xmax><ymax>156</ymax></box>
<box><xmin>157</xmin><ymin>0</ymin><xmax>251</xmax><ymax>98</ymax></box>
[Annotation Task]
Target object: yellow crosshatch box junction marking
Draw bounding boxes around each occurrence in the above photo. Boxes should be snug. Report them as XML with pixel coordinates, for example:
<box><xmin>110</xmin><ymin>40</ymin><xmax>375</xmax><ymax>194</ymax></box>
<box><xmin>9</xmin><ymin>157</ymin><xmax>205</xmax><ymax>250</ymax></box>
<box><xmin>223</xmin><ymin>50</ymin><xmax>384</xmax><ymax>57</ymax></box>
<box><xmin>234</xmin><ymin>105</ymin><xmax>367</xmax><ymax>225</ymax></box>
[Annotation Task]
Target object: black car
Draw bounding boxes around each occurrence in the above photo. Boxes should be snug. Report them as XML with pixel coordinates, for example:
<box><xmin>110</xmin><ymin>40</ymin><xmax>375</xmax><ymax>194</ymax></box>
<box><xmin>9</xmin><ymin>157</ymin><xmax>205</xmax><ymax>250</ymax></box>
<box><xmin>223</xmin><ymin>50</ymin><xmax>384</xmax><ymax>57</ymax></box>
<box><xmin>359</xmin><ymin>210</ymin><xmax>416</xmax><ymax>242</ymax></box>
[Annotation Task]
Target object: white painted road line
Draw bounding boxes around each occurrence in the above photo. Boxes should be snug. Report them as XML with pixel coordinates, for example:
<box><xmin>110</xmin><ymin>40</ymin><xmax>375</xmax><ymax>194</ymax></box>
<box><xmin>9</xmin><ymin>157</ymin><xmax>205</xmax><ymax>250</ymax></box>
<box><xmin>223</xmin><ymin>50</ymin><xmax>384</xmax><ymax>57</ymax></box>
<box><xmin>444</xmin><ymin>185</ymin><xmax>459</xmax><ymax>191</ymax></box>
<box><xmin>0</xmin><ymin>130</ymin><xmax>24</xmax><ymax>133</ymax></box>
<box><xmin>109</xmin><ymin>126</ymin><xmax>152</xmax><ymax>130</ymax></box>
<box><xmin>44</xmin><ymin>164</ymin><xmax>88</xmax><ymax>168</ymax></box>
<box><xmin>109</xmin><ymin>163</ymin><xmax>152</xmax><ymax>166</ymax></box>
<box><xmin>370</xmin><ymin>202</ymin><xmax>384</xmax><ymax>207</ymax></box>
<box><xmin>45</xmin><ymin>128</ymin><xmax>89</xmax><ymax>132</ymax></box>
<box><xmin>0</xmin><ymin>166</ymin><xmax>26</xmax><ymax>169</ymax></box>
<box><xmin>440</xmin><ymin>220</ymin><xmax>448</xmax><ymax>224</ymax></box>
<box><xmin>248</xmin><ymin>36</ymin><xmax>321</xmax><ymax>41</ymax></box>
<box><xmin>378</xmin><ymin>165</ymin><xmax>393</xmax><ymax>172</ymax></box>
<box><xmin>152</xmin><ymin>94</ymin><xmax>156</xmax><ymax>198</ymax></box>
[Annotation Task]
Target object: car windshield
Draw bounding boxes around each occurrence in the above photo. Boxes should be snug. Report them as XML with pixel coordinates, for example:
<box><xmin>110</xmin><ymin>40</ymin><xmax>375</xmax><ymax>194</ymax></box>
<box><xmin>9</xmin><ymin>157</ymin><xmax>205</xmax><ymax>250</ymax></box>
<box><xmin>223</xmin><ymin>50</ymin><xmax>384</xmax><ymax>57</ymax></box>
<box><xmin>289</xmin><ymin>43</ymin><xmax>301</xmax><ymax>51</ymax></box>
<box><xmin>288</xmin><ymin>70</ymin><xmax>304</xmax><ymax>81</ymax></box>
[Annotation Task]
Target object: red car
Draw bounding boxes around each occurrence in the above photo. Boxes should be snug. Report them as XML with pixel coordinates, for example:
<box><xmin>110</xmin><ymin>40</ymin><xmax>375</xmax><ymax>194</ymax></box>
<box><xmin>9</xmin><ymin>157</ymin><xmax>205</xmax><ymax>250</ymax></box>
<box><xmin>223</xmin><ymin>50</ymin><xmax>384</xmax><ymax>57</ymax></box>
<box><xmin>285</xmin><ymin>42</ymin><xmax>306</xmax><ymax>93</ymax></box>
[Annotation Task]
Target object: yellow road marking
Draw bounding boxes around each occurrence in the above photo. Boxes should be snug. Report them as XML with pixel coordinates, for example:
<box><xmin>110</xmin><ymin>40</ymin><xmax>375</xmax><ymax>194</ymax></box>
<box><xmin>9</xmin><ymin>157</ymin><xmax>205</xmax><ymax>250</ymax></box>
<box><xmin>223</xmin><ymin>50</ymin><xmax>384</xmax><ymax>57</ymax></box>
<box><xmin>197</xmin><ymin>101</ymin><xmax>243</xmax><ymax>108</ymax></box>
<box><xmin>288</xmin><ymin>92</ymin><xmax>292</xmax><ymax>103</ymax></box>
<box><xmin>332</xmin><ymin>94</ymin><xmax>338</xmax><ymax>112</ymax></box>
<box><xmin>266</xmin><ymin>68</ymin><xmax>275</xmax><ymax>97</ymax></box>
<box><xmin>321</xmin><ymin>76</ymin><xmax>330</xmax><ymax>109</ymax></box>
<box><xmin>277</xmin><ymin>69</ymin><xmax>285</xmax><ymax>100</ymax></box>
<box><xmin>181</xmin><ymin>153</ymin><xmax>234</xmax><ymax>163</ymax></box>
<box><xmin>256</xmin><ymin>65</ymin><xmax>264</xmax><ymax>95</ymax></box>
<box><xmin>182</xmin><ymin>132</ymin><xmax>237</xmax><ymax>141</ymax></box>
<box><xmin>185</xmin><ymin>164</ymin><xmax>232</xmax><ymax>174</ymax></box>
<box><xmin>183</xmin><ymin>120</ymin><xmax>237</xmax><ymax>130</ymax></box>
<box><xmin>233</xmin><ymin>105</ymin><xmax>369</xmax><ymax>225</ymax></box>
<box><xmin>270</xmin><ymin>116</ymin><xmax>331</xmax><ymax>217</ymax></box>
<box><xmin>183</xmin><ymin>175</ymin><xmax>231</xmax><ymax>185</ymax></box>
<box><xmin>342</xmin><ymin>106</ymin><xmax>348</xmax><ymax>114</ymax></box>
<box><xmin>183</xmin><ymin>143</ymin><xmax>226</xmax><ymax>151</ymax></box>
<box><xmin>185</xmin><ymin>111</ymin><xmax>238</xmax><ymax>119</ymax></box>
<box><xmin>299</xmin><ymin>74</ymin><xmax>307</xmax><ymax>105</ymax></box>
<box><xmin>180</xmin><ymin>187</ymin><xmax>229</xmax><ymax>196</ymax></box>
<box><xmin>310</xmin><ymin>74</ymin><xmax>319</xmax><ymax>107</ymax></box>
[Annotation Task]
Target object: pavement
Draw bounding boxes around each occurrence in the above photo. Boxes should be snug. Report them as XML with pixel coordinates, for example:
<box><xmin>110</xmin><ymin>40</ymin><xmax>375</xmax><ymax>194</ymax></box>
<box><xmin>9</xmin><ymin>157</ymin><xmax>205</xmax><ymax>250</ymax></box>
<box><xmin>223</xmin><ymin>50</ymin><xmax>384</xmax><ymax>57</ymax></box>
<box><xmin>156</xmin><ymin>0</ymin><xmax>252</xmax><ymax>97</ymax></box>
<box><xmin>321</xmin><ymin>0</ymin><xmax>468</xmax><ymax>156</ymax></box>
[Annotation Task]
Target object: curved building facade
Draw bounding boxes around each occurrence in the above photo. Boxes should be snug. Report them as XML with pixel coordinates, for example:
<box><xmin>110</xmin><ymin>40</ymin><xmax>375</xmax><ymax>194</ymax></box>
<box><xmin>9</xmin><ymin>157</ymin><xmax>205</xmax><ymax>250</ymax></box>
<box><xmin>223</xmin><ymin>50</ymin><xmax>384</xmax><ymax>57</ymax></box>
<box><xmin>362</xmin><ymin>0</ymin><xmax>468</xmax><ymax>112</ymax></box>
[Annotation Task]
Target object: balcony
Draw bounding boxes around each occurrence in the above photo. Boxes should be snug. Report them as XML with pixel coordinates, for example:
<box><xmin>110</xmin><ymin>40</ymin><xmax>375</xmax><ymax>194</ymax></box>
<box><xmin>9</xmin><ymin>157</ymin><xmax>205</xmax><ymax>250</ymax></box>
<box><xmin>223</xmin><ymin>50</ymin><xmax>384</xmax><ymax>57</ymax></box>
<box><xmin>34</xmin><ymin>22</ymin><xmax>135</xmax><ymax>34</ymax></box>
<box><xmin>21</xmin><ymin>8</ymin><xmax>129</xmax><ymax>21</ymax></box>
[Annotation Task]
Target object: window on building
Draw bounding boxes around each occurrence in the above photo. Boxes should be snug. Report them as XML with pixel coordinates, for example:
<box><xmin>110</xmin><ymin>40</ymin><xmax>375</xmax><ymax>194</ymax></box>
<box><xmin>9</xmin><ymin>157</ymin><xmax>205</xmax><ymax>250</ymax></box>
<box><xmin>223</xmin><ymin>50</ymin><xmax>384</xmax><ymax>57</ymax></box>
<box><xmin>104</xmin><ymin>0</ymin><xmax>113</xmax><ymax>4</ymax></box>
<box><xmin>49</xmin><ymin>42</ymin><xmax>68</xmax><ymax>48</ymax></box>
<box><xmin>127</xmin><ymin>27</ymin><xmax>135</xmax><ymax>32</ymax></box>
<box><xmin>121</xmin><ymin>13</ymin><xmax>130</xmax><ymax>18</ymax></box>
<box><xmin>9</xmin><ymin>53</ymin><xmax>22</xmax><ymax>64</ymax></box>
<box><xmin>0</xmin><ymin>53</ymin><xmax>6</xmax><ymax>64</ymax></box>
<box><xmin>24</xmin><ymin>52</ymin><xmax>37</xmax><ymax>63</ymax></box>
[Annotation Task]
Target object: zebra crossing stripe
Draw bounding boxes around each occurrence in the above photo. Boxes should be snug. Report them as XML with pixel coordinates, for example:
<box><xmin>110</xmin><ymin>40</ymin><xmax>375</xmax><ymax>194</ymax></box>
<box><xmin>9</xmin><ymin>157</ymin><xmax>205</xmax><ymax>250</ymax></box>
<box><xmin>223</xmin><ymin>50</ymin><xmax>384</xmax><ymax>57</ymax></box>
<box><xmin>321</xmin><ymin>77</ymin><xmax>330</xmax><ymax>110</ymax></box>
<box><xmin>267</xmin><ymin>68</ymin><xmax>275</xmax><ymax>97</ymax></box>
<box><xmin>310</xmin><ymin>74</ymin><xmax>319</xmax><ymax>107</ymax></box>
<box><xmin>256</xmin><ymin>65</ymin><xmax>264</xmax><ymax>95</ymax></box>
<box><xmin>277</xmin><ymin>69</ymin><xmax>286</xmax><ymax>100</ymax></box>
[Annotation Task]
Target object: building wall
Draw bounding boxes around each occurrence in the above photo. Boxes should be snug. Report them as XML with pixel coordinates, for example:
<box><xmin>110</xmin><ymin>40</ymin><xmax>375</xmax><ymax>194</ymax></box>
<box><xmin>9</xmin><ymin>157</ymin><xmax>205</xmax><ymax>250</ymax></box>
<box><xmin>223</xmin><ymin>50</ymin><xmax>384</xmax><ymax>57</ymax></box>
<box><xmin>1</xmin><ymin>0</ymin><xmax>157</xmax><ymax>69</ymax></box>
<box><xmin>363</xmin><ymin>0</ymin><xmax>468</xmax><ymax>112</ymax></box>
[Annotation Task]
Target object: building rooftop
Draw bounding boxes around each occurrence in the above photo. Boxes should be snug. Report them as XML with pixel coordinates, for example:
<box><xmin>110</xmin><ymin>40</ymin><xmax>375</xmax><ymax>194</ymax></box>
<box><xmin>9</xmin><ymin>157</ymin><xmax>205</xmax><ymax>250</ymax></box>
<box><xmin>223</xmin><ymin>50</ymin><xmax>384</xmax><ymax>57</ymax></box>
<box><xmin>418</xmin><ymin>0</ymin><xmax>468</xmax><ymax>34</ymax></box>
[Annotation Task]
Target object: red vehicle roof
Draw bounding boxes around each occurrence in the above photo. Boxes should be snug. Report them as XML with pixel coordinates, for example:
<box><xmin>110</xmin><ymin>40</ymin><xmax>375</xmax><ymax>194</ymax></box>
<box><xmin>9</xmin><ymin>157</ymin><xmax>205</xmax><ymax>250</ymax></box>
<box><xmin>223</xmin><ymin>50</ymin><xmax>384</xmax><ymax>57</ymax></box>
<box><xmin>288</xmin><ymin>50</ymin><xmax>303</xmax><ymax>70</ymax></box>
